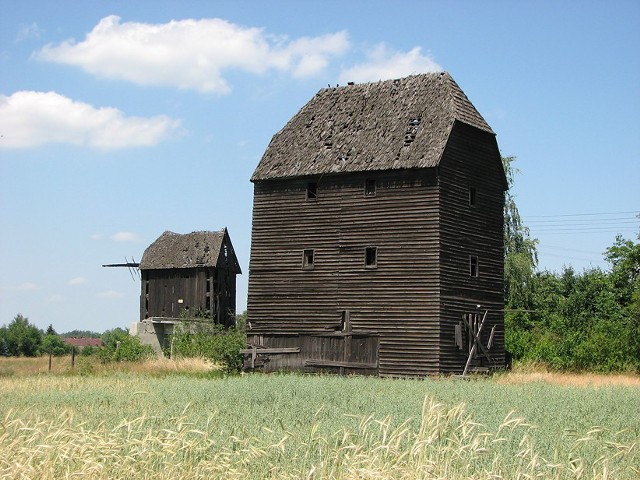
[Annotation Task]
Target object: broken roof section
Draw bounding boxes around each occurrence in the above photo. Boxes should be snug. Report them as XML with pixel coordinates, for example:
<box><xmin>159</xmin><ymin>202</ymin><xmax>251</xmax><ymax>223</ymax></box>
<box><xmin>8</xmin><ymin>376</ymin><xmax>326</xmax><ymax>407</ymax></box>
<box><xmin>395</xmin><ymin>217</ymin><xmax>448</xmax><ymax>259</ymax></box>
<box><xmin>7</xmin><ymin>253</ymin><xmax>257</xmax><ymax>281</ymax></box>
<box><xmin>139</xmin><ymin>229</ymin><xmax>241</xmax><ymax>273</ymax></box>
<box><xmin>251</xmin><ymin>72</ymin><xmax>494</xmax><ymax>182</ymax></box>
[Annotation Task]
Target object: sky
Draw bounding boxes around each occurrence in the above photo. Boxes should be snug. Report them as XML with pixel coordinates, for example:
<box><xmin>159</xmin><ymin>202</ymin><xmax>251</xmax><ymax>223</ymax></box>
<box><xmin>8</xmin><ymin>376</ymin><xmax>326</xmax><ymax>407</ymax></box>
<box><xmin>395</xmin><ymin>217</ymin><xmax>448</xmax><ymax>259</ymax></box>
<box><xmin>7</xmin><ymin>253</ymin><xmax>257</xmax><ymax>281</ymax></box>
<box><xmin>1</xmin><ymin>1</ymin><xmax>638</xmax><ymax>334</ymax></box>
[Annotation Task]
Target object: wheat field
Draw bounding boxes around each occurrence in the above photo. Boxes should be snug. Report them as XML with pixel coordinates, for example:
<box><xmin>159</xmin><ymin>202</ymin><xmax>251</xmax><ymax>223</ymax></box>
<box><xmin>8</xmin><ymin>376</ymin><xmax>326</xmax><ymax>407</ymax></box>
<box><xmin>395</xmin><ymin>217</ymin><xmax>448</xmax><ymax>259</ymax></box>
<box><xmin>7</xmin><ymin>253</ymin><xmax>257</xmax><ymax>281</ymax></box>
<box><xmin>0</xmin><ymin>358</ymin><xmax>638</xmax><ymax>479</ymax></box>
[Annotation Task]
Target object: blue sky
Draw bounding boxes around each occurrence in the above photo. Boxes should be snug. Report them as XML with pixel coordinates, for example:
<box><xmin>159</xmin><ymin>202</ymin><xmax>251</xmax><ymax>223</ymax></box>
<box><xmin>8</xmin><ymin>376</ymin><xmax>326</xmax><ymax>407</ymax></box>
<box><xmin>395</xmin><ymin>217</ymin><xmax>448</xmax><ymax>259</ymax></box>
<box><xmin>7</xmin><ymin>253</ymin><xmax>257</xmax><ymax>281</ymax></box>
<box><xmin>1</xmin><ymin>1</ymin><xmax>638</xmax><ymax>333</ymax></box>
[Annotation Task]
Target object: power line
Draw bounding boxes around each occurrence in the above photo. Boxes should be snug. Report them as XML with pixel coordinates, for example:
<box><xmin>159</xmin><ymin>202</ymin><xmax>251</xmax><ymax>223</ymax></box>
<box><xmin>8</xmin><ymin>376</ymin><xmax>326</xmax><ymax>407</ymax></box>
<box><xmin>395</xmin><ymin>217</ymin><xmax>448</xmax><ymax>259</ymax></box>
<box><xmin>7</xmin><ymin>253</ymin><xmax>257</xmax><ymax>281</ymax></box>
<box><xmin>524</xmin><ymin>210</ymin><xmax>639</xmax><ymax>218</ymax></box>
<box><xmin>527</xmin><ymin>218</ymin><xmax>637</xmax><ymax>225</ymax></box>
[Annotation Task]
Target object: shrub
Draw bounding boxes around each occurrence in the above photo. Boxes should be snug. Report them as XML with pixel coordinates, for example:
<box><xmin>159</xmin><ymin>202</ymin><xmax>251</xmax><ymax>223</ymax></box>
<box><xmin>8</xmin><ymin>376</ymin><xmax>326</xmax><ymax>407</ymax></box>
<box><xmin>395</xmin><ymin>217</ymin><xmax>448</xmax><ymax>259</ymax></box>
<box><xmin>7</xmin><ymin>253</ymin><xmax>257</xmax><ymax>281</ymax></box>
<box><xmin>99</xmin><ymin>328</ymin><xmax>155</xmax><ymax>363</ymax></box>
<box><xmin>170</xmin><ymin>315</ymin><xmax>246</xmax><ymax>374</ymax></box>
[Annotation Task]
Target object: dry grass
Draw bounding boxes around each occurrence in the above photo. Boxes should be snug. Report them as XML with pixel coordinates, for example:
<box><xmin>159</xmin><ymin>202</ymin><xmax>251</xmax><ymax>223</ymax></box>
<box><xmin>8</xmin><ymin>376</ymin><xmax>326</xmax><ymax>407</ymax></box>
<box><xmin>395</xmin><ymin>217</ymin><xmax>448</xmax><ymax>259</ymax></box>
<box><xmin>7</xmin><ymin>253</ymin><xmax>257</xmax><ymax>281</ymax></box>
<box><xmin>0</xmin><ymin>355</ymin><xmax>220</xmax><ymax>377</ymax></box>
<box><xmin>496</xmin><ymin>363</ymin><xmax>640</xmax><ymax>387</ymax></box>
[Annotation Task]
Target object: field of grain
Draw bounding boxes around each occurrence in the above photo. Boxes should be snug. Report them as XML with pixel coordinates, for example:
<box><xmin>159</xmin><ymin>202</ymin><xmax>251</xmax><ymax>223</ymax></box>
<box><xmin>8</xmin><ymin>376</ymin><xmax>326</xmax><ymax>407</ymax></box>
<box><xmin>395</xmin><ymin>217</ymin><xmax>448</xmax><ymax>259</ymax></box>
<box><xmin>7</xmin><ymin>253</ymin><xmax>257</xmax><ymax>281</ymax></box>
<box><xmin>1</xmin><ymin>358</ymin><xmax>638</xmax><ymax>479</ymax></box>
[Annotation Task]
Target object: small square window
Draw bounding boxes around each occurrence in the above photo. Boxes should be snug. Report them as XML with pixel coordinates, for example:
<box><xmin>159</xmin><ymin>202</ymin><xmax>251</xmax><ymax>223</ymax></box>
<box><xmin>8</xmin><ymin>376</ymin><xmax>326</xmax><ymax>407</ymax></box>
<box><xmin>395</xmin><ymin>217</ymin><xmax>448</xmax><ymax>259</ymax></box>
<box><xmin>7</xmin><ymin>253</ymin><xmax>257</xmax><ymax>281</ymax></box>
<box><xmin>469</xmin><ymin>187</ymin><xmax>477</xmax><ymax>206</ymax></box>
<box><xmin>365</xmin><ymin>179</ymin><xmax>376</xmax><ymax>197</ymax></box>
<box><xmin>470</xmin><ymin>256</ymin><xmax>479</xmax><ymax>277</ymax></box>
<box><xmin>365</xmin><ymin>247</ymin><xmax>377</xmax><ymax>268</ymax></box>
<box><xmin>303</xmin><ymin>249</ymin><xmax>315</xmax><ymax>269</ymax></box>
<box><xmin>306</xmin><ymin>182</ymin><xmax>317</xmax><ymax>201</ymax></box>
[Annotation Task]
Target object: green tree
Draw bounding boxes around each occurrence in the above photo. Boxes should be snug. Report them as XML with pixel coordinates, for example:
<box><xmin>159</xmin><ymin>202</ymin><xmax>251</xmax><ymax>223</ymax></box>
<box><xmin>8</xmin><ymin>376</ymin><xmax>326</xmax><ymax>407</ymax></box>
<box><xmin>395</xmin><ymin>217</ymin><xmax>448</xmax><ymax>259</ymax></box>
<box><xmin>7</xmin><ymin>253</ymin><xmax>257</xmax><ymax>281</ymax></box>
<box><xmin>502</xmin><ymin>156</ymin><xmax>538</xmax><ymax>310</ymax></box>
<box><xmin>39</xmin><ymin>333</ymin><xmax>70</xmax><ymax>356</ymax></box>
<box><xmin>604</xmin><ymin>232</ymin><xmax>640</xmax><ymax>368</ymax></box>
<box><xmin>502</xmin><ymin>157</ymin><xmax>539</xmax><ymax>361</ymax></box>
<box><xmin>0</xmin><ymin>314</ymin><xmax>42</xmax><ymax>356</ymax></box>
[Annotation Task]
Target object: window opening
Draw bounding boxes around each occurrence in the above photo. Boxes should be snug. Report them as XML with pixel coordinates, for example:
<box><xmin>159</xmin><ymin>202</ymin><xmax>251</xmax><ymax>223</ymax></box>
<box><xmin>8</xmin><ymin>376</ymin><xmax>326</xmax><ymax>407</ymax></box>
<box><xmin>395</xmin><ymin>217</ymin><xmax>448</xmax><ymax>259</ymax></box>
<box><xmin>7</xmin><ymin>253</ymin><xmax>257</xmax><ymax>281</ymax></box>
<box><xmin>365</xmin><ymin>179</ymin><xmax>376</xmax><ymax>197</ymax></box>
<box><xmin>306</xmin><ymin>182</ymin><xmax>317</xmax><ymax>201</ymax></box>
<box><xmin>303</xmin><ymin>249</ymin><xmax>315</xmax><ymax>269</ymax></box>
<box><xmin>470</xmin><ymin>256</ymin><xmax>479</xmax><ymax>277</ymax></box>
<box><xmin>365</xmin><ymin>247</ymin><xmax>378</xmax><ymax>268</ymax></box>
<box><xmin>469</xmin><ymin>187</ymin><xmax>477</xmax><ymax>206</ymax></box>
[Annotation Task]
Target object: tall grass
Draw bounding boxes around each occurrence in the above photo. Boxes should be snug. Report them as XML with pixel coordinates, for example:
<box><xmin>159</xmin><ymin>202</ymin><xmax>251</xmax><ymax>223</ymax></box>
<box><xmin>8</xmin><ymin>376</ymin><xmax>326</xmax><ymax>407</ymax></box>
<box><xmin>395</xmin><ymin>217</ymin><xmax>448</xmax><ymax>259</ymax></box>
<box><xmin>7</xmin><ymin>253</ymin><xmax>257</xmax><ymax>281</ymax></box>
<box><xmin>1</xmin><ymin>362</ymin><xmax>638</xmax><ymax>478</ymax></box>
<box><xmin>1</xmin><ymin>397</ymin><xmax>636</xmax><ymax>479</ymax></box>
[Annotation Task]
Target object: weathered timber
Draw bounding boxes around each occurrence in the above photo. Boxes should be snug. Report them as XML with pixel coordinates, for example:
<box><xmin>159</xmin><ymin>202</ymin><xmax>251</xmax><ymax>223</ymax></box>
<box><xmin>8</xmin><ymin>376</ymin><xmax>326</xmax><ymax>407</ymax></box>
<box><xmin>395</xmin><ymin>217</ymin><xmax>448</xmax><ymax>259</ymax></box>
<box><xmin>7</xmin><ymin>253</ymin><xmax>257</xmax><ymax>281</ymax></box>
<box><xmin>138</xmin><ymin>229</ymin><xmax>241</xmax><ymax>328</ymax></box>
<box><xmin>247</xmin><ymin>72</ymin><xmax>505</xmax><ymax>376</ymax></box>
<box><xmin>304</xmin><ymin>359</ymin><xmax>378</xmax><ymax>369</ymax></box>
<box><xmin>239</xmin><ymin>347</ymin><xmax>301</xmax><ymax>354</ymax></box>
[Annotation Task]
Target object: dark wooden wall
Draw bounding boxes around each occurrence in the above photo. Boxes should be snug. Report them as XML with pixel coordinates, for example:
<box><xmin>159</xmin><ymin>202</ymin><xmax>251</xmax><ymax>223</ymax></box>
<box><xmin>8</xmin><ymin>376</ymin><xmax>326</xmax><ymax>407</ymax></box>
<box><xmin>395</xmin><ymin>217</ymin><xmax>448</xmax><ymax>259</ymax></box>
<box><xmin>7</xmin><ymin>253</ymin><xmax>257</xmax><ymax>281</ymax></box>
<box><xmin>141</xmin><ymin>266</ymin><xmax>237</xmax><ymax>327</ymax></box>
<box><xmin>438</xmin><ymin>121</ymin><xmax>506</xmax><ymax>372</ymax></box>
<box><xmin>248</xmin><ymin>123</ymin><xmax>505</xmax><ymax>376</ymax></box>
<box><xmin>248</xmin><ymin>169</ymin><xmax>443</xmax><ymax>376</ymax></box>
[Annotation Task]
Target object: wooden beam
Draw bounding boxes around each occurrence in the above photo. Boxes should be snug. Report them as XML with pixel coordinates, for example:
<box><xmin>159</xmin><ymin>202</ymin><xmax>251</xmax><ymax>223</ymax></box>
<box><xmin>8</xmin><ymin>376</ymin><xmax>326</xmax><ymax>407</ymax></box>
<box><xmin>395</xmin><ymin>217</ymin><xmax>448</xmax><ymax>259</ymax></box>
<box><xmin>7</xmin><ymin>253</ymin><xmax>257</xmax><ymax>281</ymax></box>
<box><xmin>305</xmin><ymin>359</ymin><xmax>377</xmax><ymax>369</ymax></box>
<box><xmin>239</xmin><ymin>347</ymin><xmax>300</xmax><ymax>354</ymax></box>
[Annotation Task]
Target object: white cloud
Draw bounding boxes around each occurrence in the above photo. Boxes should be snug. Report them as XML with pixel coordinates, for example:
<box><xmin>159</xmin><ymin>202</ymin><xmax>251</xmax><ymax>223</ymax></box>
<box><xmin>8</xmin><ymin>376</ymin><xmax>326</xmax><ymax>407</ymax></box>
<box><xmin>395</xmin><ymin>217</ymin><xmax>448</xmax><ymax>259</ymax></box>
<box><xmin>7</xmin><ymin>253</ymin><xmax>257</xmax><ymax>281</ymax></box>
<box><xmin>0</xmin><ymin>91</ymin><xmax>181</xmax><ymax>150</ymax></box>
<box><xmin>68</xmin><ymin>277</ymin><xmax>88</xmax><ymax>285</ymax></box>
<box><xmin>97</xmin><ymin>290</ymin><xmax>124</xmax><ymax>299</ymax></box>
<box><xmin>15</xmin><ymin>22</ymin><xmax>42</xmax><ymax>43</ymax></box>
<box><xmin>16</xmin><ymin>282</ymin><xmax>39</xmax><ymax>291</ymax></box>
<box><xmin>90</xmin><ymin>233</ymin><xmax>104</xmax><ymax>241</ymax></box>
<box><xmin>47</xmin><ymin>294</ymin><xmax>63</xmax><ymax>303</ymax></box>
<box><xmin>339</xmin><ymin>44</ymin><xmax>441</xmax><ymax>84</ymax></box>
<box><xmin>112</xmin><ymin>232</ymin><xmax>142</xmax><ymax>243</ymax></box>
<box><xmin>35</xmin><ymin>15</ymin><xmax>349</xmax><ymax>93</ymax></box>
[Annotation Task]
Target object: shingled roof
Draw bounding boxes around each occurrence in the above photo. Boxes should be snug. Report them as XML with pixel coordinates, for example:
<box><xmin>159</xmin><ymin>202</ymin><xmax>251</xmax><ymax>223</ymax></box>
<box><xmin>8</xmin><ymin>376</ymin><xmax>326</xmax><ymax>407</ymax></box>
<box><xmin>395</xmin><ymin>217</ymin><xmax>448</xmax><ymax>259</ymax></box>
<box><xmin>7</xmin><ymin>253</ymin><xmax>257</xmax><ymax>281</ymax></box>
<box><xmin>140</xmin><ymin>229</ymin><xmax>240</xmax><ymax>272</ymax></box>
<box><xmin>251</xmin><ymin>72</ymin><xmax>493</xmax><ymax>181</ymax></box>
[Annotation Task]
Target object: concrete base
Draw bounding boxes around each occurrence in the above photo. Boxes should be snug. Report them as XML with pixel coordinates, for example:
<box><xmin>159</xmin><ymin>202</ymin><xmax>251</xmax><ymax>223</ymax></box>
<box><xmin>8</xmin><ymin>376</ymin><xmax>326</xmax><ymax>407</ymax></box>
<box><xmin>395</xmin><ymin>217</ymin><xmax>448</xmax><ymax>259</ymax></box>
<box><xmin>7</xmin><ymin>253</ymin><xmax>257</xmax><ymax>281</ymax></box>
<box><xmin>130</xmin><ymin>318</ymin><xmax>178</xmax><ymax>357</ymax></box>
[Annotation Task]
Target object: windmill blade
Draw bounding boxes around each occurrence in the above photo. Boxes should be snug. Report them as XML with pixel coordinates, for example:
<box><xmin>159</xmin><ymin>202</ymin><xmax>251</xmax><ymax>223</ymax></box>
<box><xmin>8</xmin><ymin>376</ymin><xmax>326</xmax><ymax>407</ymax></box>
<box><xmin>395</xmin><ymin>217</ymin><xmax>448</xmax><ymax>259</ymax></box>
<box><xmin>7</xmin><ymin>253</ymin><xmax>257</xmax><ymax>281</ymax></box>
<box><xmin>131</xmin><ymin>257</ymin><xmax>141</xmax><ymax>279</ymax></box>
<box><xmin>125</xmin><ymin>257</ymin><xmax>135</xmax><ymax>281</ymax></box>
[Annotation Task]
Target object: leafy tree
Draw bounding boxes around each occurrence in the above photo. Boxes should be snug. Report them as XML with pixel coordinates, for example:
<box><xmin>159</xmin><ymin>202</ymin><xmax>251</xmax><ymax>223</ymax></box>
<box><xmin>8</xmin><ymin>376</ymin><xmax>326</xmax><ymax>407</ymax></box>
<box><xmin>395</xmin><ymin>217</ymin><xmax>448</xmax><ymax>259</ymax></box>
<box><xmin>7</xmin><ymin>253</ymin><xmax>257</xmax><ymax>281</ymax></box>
<box><xmin>604</xmin><ymin>232</ymin><xmax>640</xmax><ymax>367</ymax></box>
<box><xmin>605</xmin><ymin>233</ymin><xmax>640</xmax><ymax>312</ymax></box>
<box><xmin>61</xmin><ymin>329</ymin><xmax>102</xmax><ymax>338</ymax></box>
<box><xmin>502</xmin><ymin>156</ymin><xmax>538</xmax><ymax>310</ymax></box>
<box><xmin>39</xmin><ymin>333</ymin><xmax>70</xmax><ymax>356</ymax></box>
<box><xmin>0</xmin><ymin>314</ymin><xmax>42</xmax><ymax>356</ymax></box>
<box><xmin>45</xmin><ymin>324</ymin><xmax>56</xmax><ymax>335</ymax></box>
<box><xmin>0</xmin><ymin>338</ymin><xmax>10</xmax><ymax>357</ymax></box>
<box><xmin>502</xmin><ymin>156</ymin><xmax>539</xmax><ymax>362</ymax></box>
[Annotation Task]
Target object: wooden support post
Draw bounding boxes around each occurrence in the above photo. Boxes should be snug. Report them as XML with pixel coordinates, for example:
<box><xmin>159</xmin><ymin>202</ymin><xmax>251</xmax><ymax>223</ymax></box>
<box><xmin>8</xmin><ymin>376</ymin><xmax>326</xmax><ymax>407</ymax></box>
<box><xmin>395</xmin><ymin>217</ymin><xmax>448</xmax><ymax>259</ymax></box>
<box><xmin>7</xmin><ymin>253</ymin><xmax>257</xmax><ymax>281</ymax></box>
<box><xmin>71</xmin><ymin>346</ymin><xmax>75</xmax><ymax>368</ymax></box>
<box><xmin>462</xmin><ymin>310</ymin><xmax>488</xmax><ymax>377</ymax></box>
<box><xmin>48</xmin><ymin>349</ymin><xmax>52</xmax><ymax>372</ymax></box>
<box><xmin>342</xmin><ymin>310</ymin><xmax>351</xmax><ymax>376</ymax></box>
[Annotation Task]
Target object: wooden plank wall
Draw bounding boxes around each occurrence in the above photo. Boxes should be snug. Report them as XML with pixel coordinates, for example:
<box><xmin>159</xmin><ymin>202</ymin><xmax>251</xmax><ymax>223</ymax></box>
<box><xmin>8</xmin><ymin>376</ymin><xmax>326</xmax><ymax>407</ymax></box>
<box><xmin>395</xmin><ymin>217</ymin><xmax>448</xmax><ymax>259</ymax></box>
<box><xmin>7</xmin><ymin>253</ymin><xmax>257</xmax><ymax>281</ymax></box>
<box><xmin>437</xmin><ymin>121</ymin><xmax>506</xmax><ymax>372</ymax></box>
<box><xmin>248</xmin><ymin>169</ymin><xmax>443</xmax><ymax>376</ymax></box>
<box><xmin>141</xmin><ymin>267</ymin><xmax>236</xmax><ymax>324</ymax></box>
<box><xmin>246</xmin><ymin>333</ymin><xmax>379</xmax><ymax>375</ymax></box>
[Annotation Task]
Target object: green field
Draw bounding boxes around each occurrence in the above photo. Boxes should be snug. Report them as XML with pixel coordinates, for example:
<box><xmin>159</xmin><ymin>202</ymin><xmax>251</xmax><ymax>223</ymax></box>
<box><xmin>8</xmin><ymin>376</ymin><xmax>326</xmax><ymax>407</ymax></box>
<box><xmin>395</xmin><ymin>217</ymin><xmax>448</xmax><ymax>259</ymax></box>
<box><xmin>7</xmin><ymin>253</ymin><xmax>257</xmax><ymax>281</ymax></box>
<box><xmin>1</xmin><ymin>363</ymin><xmax>639</xmax><ymax>479</ymax></box>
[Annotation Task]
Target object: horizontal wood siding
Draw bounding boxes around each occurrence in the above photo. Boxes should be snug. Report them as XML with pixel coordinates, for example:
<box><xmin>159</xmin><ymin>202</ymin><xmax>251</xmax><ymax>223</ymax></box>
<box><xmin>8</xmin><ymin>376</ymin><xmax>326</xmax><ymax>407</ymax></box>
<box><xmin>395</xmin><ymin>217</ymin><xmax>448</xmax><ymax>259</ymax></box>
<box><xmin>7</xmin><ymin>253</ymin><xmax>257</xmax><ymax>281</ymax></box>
<box><xmin>248</xmin><ymin>170</ymin><xmax>442</xmax><ymax>376</ymax></box>
<box><xmin>438</xmin><ymin>121</ymin><xmax>505</xmax><ymax>373</ymax></box>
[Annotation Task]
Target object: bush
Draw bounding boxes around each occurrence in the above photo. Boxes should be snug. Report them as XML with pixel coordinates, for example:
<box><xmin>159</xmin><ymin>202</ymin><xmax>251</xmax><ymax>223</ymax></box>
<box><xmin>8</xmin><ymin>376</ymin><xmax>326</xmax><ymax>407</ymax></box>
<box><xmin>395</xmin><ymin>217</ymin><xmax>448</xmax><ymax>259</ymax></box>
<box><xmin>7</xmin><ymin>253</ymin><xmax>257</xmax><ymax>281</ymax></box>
<box><xmin>170</xmin><ymin>315</ymin><xmax>246</xmax><ymax>374</ymax></box>
<box><xmin>99</xmin><ymin>328</ymin><xmax>155</xmax><ymax>363</ymax></box>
